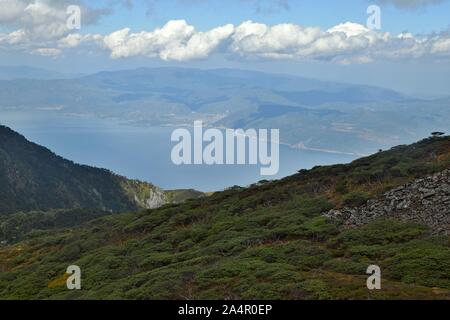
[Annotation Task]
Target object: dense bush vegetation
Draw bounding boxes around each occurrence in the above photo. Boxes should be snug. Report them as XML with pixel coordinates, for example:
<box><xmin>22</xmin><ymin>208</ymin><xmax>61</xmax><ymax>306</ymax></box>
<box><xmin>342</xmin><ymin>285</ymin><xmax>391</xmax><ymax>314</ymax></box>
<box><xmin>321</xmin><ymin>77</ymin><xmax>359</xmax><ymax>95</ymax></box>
<box><xmin>0</xmin><ymin>136</ymin><xmax>449</xmax><ymax>299</ymax></box>
<box><xmin>0</xmin><ymin>208</ymin><xmax>111</xmax><ymax>243</ymax></box>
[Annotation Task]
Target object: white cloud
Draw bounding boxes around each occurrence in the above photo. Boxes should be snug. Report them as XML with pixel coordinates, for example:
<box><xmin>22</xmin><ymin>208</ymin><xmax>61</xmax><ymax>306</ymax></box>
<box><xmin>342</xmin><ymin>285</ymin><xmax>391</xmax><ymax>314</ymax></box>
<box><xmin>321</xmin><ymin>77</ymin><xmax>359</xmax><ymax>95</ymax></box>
<box><xmin>229</xmin><ymin>20</ymin><xmax>450</xmax><ymax>62</ymax></box>
<box><xmin>58</xmin><ymin>33</ymin><xmax>102</xmax><ymax>48</ymax></box>
<box><xmin>0</xmin><ymin>0</ymin><xmax>108</xmax><ymax>55</ymax></box>
<box><xmin>1</xmin><ymin>0</ymin><xmax>70</xmax><ymax>40</ymax></box>
<box><xmin>0</xmin><ymin>29</ymin><xmax>28</xmax><ymax>45</ymax></box>
<box><xmin>328</xmin><ymin>22</ymin><xmax>371</xmax><ymax>37</ymax></box>
<box><xmin>103</xmin><ymin>20</ymin><xmax>234</xmax><ymax>61</ymax></box>
<box><xmin>1</xmin><ymin>8</ymin><xmax>450</xmax><ymax>62</ymax></box>
<box><xmin>230</xmin><ymin>21</ymin><xmax>322</xmax><ymax>57</ymax></box>
<box><xmin>230</xmin><ymin>21</ymin><xmax>390</xmax><ymax>61</ymax></box>
<box><xmin>0</xmin><ymin>0</ymin><xmax>27</xmax><ymax>22</ymax></box>
<box><xmin>31</xmin><ymin>47</ymin><xmax>61</xmax><ymax>56</ymax></box>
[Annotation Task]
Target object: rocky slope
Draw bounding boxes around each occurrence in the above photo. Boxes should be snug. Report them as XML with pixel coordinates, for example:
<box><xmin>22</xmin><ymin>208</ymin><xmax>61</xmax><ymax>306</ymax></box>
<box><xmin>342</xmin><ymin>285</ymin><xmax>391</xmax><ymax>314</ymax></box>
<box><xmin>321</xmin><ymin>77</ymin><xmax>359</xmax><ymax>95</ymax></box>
<box><xmin>326</xmin><ymin>169</ymin><xmax>450</xmax><ymax>234</ymax></box>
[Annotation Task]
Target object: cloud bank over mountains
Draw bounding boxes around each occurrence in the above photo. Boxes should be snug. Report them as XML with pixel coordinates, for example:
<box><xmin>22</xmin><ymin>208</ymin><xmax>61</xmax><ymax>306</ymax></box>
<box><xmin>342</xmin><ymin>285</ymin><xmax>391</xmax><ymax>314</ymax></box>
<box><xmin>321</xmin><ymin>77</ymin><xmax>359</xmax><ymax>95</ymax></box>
<box><xmin>0</xmin><ymin>0</ymin><xmax>449</xmax><ymax>63</ymax></box>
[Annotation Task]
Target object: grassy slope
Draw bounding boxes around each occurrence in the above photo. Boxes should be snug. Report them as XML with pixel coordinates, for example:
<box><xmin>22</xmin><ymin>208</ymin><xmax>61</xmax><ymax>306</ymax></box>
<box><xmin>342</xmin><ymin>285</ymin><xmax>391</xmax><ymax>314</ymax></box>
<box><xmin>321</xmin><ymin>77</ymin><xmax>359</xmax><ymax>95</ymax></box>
<box><xmin>0</xmin><ymin>137</ymin><xmax>449</xmax><ymax>299</ymax></box>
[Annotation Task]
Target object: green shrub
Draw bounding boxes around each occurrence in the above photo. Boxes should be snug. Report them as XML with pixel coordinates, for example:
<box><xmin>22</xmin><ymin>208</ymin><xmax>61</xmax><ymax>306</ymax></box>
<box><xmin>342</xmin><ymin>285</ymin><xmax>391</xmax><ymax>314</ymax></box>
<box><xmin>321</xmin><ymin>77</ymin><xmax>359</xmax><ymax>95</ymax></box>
<box><xmin>343</xmin><ymin>191</ymin><xmax>370</xmax><ymax>207</ymax></box>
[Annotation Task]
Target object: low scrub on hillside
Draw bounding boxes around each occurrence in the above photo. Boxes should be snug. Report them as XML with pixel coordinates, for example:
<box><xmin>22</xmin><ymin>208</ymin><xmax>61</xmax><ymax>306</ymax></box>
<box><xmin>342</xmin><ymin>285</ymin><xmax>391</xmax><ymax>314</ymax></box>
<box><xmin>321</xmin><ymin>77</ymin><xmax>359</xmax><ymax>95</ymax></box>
<box><xmin>0</xmin><ymin>137</ymin><xmax>449</xmax><ymax>299</ymax></box>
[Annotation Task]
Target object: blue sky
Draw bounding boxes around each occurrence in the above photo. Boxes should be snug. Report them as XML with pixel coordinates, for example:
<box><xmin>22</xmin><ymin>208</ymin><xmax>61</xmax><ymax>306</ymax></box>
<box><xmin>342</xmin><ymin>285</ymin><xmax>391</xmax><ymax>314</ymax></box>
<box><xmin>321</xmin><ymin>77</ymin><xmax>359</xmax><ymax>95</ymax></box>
<box><xmin>1</xmin><ymin>0</ymin><xmax>449</xmax><ymax>96</ymax></box>
<box><xmin>92</xmin><ymin>0</ymin><xmax>450</xmax><ymax>35</ymax></box>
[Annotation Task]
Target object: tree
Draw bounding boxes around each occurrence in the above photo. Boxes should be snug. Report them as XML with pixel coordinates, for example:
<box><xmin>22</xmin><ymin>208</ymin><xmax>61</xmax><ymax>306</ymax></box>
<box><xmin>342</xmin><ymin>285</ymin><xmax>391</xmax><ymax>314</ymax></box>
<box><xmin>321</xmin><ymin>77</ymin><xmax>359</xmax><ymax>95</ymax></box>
<box><xmin>431</xmin><ymin>132</ymin><xmax>445</xmax><ymax>137</ymax></box>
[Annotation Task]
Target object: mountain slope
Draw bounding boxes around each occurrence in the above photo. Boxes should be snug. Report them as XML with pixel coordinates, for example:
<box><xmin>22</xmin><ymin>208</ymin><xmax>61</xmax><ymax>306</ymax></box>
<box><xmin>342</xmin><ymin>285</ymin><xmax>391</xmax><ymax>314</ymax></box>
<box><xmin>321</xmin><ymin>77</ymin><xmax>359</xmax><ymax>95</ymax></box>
<box><xmin>0</xmin><ymin>136</ymin><xmax>449</xmax><ymax>299</ymax></box>
<box><xmin>0</xmin><ymin>125</ymin><xmax>201</xmax><ymax>215</ymax></box>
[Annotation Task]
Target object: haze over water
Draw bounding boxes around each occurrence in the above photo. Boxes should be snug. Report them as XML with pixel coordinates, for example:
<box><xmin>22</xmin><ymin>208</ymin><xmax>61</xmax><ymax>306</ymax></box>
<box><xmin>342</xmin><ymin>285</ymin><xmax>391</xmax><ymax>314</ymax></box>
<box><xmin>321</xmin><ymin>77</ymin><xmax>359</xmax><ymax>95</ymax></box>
<box><xmin>0</xmin><ymin>111</ymin><xmax>356</xmax><ymax>192</ymax></box>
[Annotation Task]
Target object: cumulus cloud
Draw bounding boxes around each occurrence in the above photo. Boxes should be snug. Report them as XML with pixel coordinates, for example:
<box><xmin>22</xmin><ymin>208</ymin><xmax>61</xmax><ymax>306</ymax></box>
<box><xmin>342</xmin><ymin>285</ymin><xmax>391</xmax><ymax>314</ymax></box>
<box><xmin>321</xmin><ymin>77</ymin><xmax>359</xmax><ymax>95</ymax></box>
<box><xmin>103</xmin><ymin>20</ymin><xmax>234</xmax><ymax>61</ymax></box>
<box><xmin>57</xmin><ymin>33</ymin><xmax>103</xmax><ymax>49</ymax></box>
<box><xmin>0</xmin><ymin>0</ymin><xmax>108</xmax><ymax>53</ymax></box>
<box><xmin>5</xmin><ymin>19</ymin><xmax>450</xmax><ymax>62</ymax></box>
<box><xmin>0</xmin><ymin>3</ymin><xmax>449</xmax><ymax>63</ymax></box>
<box><xmin>96</xmin><ymin>19</ymin><xmax>450</xmax><ymax>63</ymax></box>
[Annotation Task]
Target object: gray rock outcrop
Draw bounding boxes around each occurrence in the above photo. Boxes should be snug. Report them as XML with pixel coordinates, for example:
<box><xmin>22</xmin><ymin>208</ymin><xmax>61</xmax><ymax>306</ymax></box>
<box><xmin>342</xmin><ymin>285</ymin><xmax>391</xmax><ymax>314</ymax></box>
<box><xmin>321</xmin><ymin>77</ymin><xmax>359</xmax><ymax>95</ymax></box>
<box><xmin>325</xmin><ymin>169</ymin><xmax>450</xmax><ymax>234</ymax></box>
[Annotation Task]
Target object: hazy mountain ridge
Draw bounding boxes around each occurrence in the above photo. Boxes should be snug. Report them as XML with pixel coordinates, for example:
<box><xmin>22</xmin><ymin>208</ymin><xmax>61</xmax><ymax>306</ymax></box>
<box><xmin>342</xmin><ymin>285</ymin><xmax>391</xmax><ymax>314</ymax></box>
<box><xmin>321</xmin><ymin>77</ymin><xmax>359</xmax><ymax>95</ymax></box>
<box><xmin>0</xmin><ymin>67</ymin><xmax>448</xmax><ymax>155</ymax></box>
<box><xmin>0</xmin><ymin>66</ymin><xmax>69</xmax><ymax>80</ymax></box>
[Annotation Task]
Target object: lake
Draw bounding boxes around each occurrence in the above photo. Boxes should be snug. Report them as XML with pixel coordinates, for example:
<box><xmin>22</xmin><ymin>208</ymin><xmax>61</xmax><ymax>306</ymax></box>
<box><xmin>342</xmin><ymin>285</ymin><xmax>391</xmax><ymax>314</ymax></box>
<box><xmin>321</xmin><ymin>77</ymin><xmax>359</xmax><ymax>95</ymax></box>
<box><xmin>0</xmin><ymin>111</ymin><xmax>357</xmax><ymax>191</ymax></box>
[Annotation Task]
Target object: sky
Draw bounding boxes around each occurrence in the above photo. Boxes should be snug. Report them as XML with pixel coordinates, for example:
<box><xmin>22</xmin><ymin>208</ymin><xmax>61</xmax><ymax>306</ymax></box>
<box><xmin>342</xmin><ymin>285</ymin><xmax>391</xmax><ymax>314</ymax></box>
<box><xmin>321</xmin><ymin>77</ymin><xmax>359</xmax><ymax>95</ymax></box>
<box><xmin>0</xmin><ymin>0</ymin><xmax>449</xmax><ymax>96</ymax></box>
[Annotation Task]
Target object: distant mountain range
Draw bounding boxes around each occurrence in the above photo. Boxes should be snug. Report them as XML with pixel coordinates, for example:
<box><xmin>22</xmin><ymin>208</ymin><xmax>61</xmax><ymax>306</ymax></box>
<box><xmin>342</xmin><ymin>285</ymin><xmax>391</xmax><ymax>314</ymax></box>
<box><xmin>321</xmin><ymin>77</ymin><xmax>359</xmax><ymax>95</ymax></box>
<box><xmin>0</xmin><ymin>67</ymin><xmax>448</xmax><ymax>155</ymax></box>
<box><xmin>0</xmin><ymin>125</ymin><xmax>202</xmax><ymax>216</ymax></box>
<box><xmin>0</xmin><ymin>66</ymin><xmax>70</xmax><ymax>80</ymax></box>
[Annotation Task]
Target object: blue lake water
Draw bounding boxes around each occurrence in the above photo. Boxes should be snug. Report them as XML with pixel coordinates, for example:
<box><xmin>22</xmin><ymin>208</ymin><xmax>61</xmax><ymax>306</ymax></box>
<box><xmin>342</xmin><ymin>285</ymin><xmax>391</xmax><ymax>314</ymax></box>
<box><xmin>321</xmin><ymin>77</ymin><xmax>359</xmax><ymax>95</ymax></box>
<box><xmin>0</xmin><ymin>111</ymin><xmax>357</xmax><ymax>191</ymax></box>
